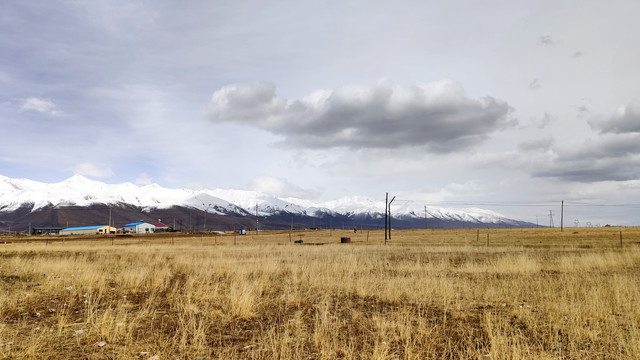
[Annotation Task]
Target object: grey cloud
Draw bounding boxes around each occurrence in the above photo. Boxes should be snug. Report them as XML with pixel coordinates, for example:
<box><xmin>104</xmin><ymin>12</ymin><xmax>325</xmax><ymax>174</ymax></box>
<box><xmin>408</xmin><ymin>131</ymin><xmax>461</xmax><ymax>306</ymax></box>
<box><xmin>529</xmin><ymin>79</ymin><xmax>541</xmax><ymax>90</ymax></box>
<box><xmin>589</xmin><ymin>102</ymin><xmax>640</xmax><ymax>134</ymax></box>
<box><xmin>574</xmin><ymin>105</ymin><xmax>590</xmax><ymax>118</ymax></box>
<box><xmin>534</xmin><ymin>158</ymin><xmax>640</xmax><ymax>182</ymax></box>
<box><xmin>207</xmin><ymin>80</ymin><xmax>514</xmax><ymax>152</ymax></box>
<box><xmin>534</xmin><ymin>112</ymin><xmax>553</xmax><ymax>129</ymax></box>
<box><xmin>538</xmin><ymin>35</ymin><xmax>560</xmax><ymax>45</ymax></box>
<box><xmin>518</xmin><ymin>137</ymin><xmax>554</xmax><ymax>152</ymax></box>
<box><xmin>532</xmin><ymin>133</ymin><xmax>640</xmax><ymax>182</ymax></box>
<box><xmin>572</xmin><ymin>51</ymin><xmax>583</xmax><ymax>58</ymax></box>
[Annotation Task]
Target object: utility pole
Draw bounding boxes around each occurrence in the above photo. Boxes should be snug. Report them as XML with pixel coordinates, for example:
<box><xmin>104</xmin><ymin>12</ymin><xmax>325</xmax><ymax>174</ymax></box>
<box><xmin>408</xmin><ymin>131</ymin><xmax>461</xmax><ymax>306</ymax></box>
<box><xmin>549</xmin><ymin>210</ymin><xmax>554</xmax><ymax>228</ymax></box>
<box><xmin>388</xmin><ymin>195</ymin><xmax>396</xmax><ymax>240</ymax></box>
<box><xmin>424</xmin><ymin>205</ymin><xmax>428</xmax><ymax>229</ymax></box>
<box><xmin>385</xmin><ymin>192</ymin><xmax>388</xmax><ymax>241</ymax></box>
<box><xmin>256</xmin><ymin>204</ymin><xmax>259</xmax><ymax>232</ymax></box>
<box><xmin>560</xmin><ymin>200</ymin><xmax>564</xmax><ymax>232</ymax></box>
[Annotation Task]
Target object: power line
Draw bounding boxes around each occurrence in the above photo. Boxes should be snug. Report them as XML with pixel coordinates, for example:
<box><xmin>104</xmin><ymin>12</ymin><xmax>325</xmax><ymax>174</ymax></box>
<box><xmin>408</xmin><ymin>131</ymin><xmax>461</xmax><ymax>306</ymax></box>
<box><xmin>394</xmin><ymin>199</ymin><xmax>640</xmax><ymax>208</ymax></box>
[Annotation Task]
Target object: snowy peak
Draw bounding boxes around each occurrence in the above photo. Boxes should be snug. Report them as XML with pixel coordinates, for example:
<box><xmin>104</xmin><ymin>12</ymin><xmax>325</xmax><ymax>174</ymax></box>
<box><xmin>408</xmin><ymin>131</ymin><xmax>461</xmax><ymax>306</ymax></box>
<box><xmin>0</xmin><ymin>175</ymin><xmax>519</xmax><ymax>225</ymax></box>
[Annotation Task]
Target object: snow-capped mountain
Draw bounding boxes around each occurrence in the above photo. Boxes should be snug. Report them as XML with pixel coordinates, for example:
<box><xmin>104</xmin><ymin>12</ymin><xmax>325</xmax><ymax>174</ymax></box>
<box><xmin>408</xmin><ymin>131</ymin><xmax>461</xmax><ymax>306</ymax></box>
<box><xmin>0</xmin><ymin>174</ymin><xmax>530</xmax><ymax>230</ymax></box>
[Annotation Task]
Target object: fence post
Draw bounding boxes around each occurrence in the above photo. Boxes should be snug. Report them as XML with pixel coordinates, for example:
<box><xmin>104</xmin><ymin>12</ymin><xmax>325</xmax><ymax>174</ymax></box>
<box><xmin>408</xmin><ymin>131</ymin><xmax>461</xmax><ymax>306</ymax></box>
<box><xmin>620</xmin><ymin>232</ymin><xmax>623</xmax><ymax>248</ymax></box>
<box><xmin>486</xmin><ymin>233</ymin><xmax>489</xmax><ymax>247</ymax></box>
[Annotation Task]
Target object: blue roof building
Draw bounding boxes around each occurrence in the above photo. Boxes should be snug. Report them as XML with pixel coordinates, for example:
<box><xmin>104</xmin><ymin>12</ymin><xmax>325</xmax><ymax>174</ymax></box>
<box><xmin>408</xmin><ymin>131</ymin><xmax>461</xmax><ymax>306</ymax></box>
<box><xmin>60</xmin><ymin>225</ymin><xmax>116</xmax><ymax>235</ymax></box>
<box><xmin>122</xmin><ymin>221</ymin><xmax>156</xmax><ymax>233</ymax></box>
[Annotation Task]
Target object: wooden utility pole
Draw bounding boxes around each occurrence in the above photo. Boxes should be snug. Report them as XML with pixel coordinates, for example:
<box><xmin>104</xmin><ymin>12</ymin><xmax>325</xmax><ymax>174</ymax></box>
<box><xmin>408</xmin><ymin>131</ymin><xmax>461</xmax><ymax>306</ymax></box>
<box><xmin>424</xmin><ymin>205</ymin><xmax>428</xmax><ymax>229</ymax></box>
<box><xmin>620</xmin><ymin>232</ymin><xmax>623</xmax><ymax>248</ymax></box>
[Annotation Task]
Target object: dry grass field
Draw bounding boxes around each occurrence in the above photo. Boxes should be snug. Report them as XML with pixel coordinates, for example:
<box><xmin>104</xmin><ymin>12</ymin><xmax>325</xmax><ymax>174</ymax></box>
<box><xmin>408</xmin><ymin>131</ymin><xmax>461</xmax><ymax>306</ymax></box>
<box><xmin>1</xmin><ymin>227</ymin><xmax>640</xmax><ymax>359</ymax></box>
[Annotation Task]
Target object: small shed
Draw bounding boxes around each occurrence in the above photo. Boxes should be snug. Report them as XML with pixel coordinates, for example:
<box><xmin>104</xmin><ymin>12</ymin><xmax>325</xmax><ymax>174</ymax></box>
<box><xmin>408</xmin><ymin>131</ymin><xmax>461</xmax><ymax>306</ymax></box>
<box><xmin>122</xmin><ymin>221</ymin><xmax>156</xmax><ymax>233</ymax></box>
<box><xmin>32</xmin><ymin>226</ymin><xmax>64</xmax><ymax>235</ymax></box>
<box><xmin>60</xmin><ymin>225</ymin><xmax>117</xmax><ymax>235</ymax></box>
<box><xmin>152</xmin><ymin>222</ymin><xmax>169</xmax><ymax>231</ymax></box>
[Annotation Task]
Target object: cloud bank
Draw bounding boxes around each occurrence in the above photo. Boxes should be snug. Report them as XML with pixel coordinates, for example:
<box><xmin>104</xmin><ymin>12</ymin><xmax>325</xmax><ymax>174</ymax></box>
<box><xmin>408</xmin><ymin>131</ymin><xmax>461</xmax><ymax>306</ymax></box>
<box><xmin>589</xmin><ymin>102</ymin><xmax>640</xmax><ymax>134</ymax></box>
<box><xmin>533</xmin><ymin>102</ymin><xmax>640</xmax><ymax>182</ymax></box>
<box><xmin>207</xmin><ymin>79</ymin><xmax>513</xmax><ymax>153</ymax></box>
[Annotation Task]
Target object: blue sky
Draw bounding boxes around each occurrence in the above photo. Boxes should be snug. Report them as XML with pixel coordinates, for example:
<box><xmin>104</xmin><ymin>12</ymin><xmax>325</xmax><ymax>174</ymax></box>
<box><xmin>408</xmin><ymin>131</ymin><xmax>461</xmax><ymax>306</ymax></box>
<box><xmin>1</xmin><ymin>1</ymin><xmax>640</xmax><ymax>225</ymax></box>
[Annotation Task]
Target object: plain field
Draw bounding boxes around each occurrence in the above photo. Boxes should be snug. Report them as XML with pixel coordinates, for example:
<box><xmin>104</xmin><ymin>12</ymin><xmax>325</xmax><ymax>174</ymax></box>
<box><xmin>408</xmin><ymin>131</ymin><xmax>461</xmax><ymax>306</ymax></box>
<box><xmin>1</xmin><ymin>227</ymin><xmax>639</xmax><ymax>359</ymax></box>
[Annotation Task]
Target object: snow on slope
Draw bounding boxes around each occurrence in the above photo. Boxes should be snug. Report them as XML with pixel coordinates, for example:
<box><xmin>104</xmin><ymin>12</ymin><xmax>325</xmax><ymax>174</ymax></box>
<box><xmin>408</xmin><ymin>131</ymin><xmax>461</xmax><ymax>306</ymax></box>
<box><xmin>0</xmin><ymin>175</ymin><xmax>241</xmax><ymax>214</ymax></box>
<box><xmin>0</xmin><ymin>174</ymin><xmax>513</xmax><ymax>224</ymax></box>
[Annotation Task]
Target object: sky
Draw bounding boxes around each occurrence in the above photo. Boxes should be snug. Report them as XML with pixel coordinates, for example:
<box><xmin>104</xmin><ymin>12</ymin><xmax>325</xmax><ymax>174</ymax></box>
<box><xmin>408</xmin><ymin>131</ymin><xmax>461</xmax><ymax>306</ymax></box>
<box><xmin>1</xmin><ymin>0</ymin><xmax>640</xmax><ymax>225</ymax></box>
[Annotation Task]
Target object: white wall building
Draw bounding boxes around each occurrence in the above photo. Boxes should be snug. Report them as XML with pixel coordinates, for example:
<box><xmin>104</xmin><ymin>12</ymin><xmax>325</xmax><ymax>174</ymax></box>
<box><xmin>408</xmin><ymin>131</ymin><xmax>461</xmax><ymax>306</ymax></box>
<box><xmin>122</xmin><ymin>221</ymin><xmax>156</xmax><ymax>233</ymax></box>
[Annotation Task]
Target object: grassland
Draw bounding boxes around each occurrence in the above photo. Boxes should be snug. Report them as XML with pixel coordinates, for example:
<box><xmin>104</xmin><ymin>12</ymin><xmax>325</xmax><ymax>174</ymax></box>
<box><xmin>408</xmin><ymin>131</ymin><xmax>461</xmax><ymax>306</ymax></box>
<box><xmin>1</xmin><ymin>227</ymin><xmax>640</xmax><ymax>359</ymax></box>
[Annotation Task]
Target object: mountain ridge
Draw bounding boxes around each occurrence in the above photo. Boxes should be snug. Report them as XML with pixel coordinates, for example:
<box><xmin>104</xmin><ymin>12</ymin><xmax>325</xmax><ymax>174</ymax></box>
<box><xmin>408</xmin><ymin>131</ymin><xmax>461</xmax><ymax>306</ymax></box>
<box><xmin>0</xmin><ymin>175</ymin><xmax>534</xmax><ymax>232</ymax></box>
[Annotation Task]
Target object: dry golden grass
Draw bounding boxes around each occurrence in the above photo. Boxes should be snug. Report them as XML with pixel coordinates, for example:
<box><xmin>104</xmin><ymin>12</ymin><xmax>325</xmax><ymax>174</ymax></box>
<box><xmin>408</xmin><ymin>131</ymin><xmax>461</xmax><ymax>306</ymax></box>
<box><xmin>1</xmin><ymin>227</ymin><xmax>639</xmax><ymax>359</ymax></box>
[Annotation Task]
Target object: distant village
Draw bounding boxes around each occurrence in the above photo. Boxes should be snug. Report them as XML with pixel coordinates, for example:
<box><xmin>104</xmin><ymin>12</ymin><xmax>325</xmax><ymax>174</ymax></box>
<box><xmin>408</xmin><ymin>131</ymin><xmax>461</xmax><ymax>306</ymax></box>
<box><xmin>31</xmin><ymin>221</ymin><xmax>171</xmax><ymax>236</ymax></box>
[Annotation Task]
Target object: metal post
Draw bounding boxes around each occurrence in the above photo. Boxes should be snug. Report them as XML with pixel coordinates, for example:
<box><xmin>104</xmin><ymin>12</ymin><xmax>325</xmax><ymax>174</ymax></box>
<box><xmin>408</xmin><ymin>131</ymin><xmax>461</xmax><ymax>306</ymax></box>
<box><xmin>388</xmin><ymin>196</ymin><xmax>396</xmax><ymax>240</ymax></box>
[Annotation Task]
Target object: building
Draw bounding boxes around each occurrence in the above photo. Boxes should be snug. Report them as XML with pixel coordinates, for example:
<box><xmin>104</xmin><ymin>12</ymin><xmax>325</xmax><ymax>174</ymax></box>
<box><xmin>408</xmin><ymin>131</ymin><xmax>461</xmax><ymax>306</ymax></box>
<box><xmin>60</xmin><ymin>225</ymin><xmax>117</xmax><ymax>235</ymax></box>
<box><xmin>32</xmin><ymin>226</ymin><xmax>64</xmax><ymax>235</ymax></box>
<box><xmin>152</xmin><ymin>222</ymin><xmax>169</xmax><ymax>231</ymax></box>
<box><xmin>122</xmin><ymin>221</ymin><xmax>156</xmax><ymax>233</ymax></box>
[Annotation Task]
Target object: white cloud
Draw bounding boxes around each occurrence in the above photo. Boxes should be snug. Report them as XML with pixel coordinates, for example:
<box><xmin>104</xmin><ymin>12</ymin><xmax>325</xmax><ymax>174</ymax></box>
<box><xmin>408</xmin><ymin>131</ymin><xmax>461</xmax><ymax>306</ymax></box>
<box><xmin>207</xmin><ymin>79</ymin><xmax>514</xmax><ymax>153</ymax></box>
<box><xmin>250</xmin><ymin>176</ymin><xmax>319</xmax><ymax>199</ymax></box>
<box><xmin>72</xmin><ymin>162</ymin><xmax>115</xmax><ymax>178</ymax></box>
<box><xmin>20</xmin><ymin>97</ymin><xmax>61</xmax><ymax>115</ymax></box>
<box><xmin>136</xmin><ymin>173</ymin><xmax>153</xmax><ymax>185</ymax></box>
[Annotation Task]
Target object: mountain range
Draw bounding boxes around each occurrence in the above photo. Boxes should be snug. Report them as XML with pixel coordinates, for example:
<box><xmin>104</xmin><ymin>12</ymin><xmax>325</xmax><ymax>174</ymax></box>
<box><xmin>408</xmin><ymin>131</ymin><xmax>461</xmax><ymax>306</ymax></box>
<box><xmin>0</xmin><ymin>175</ymin><xmax>534</xmax><ymax>233</ymax></box>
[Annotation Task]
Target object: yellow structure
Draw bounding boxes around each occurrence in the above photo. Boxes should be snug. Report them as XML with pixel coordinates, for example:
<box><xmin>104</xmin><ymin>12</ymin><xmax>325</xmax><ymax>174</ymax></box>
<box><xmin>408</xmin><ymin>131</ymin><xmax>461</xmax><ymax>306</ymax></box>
<box><xmin>60</xmin><ymin>225</ymin><xmax>117</xmax><ymax>235</ymax></box>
